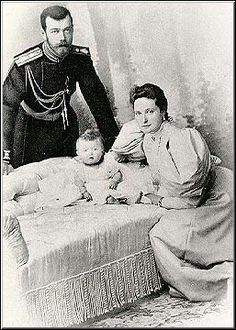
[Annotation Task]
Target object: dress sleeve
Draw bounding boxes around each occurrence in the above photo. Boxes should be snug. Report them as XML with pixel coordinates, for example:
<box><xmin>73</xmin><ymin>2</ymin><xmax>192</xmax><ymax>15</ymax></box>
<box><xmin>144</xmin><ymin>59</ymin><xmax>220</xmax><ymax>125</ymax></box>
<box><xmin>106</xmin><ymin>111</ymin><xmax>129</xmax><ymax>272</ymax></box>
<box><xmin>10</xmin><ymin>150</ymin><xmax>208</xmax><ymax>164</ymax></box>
<box><xmin>162</xmin><ymin>127</ymin><xmax>211</xmax><ymax>201</ymax></box>
<box><xmin>111</xmin><ymin>120</ymin><xmax>145</xmax><ymax>161</ymax></box>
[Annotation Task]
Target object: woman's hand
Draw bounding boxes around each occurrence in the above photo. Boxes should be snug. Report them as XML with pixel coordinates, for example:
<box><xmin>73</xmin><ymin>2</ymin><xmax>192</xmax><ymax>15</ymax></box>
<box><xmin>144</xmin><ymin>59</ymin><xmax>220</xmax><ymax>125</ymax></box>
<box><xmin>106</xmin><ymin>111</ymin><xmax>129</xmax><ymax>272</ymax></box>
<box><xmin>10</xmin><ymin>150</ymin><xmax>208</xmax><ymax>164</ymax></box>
<box><xmin>144</xmin><ymin>193</ymin><xmax>163</xmax><ymax>206</ymax></box>
<box><xmin>112</xmin><ymin>152</ymin><xmax>128</xmax><ymax>163</ymax></box>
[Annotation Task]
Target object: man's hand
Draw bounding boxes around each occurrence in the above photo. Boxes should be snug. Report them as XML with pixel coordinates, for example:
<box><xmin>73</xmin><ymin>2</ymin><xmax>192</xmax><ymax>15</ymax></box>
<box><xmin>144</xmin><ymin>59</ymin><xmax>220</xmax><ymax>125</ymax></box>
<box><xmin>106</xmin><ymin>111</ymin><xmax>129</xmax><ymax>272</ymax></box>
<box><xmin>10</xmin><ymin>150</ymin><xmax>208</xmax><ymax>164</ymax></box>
<box><xmin>83</xmin><ymin>191</ymin><xmax>93</xmax><ymax>202</ymax></box>
<box><xmin>2</xmin><ymin>162</ymin><xmax>14</xmax><ymax>175</ymax></box>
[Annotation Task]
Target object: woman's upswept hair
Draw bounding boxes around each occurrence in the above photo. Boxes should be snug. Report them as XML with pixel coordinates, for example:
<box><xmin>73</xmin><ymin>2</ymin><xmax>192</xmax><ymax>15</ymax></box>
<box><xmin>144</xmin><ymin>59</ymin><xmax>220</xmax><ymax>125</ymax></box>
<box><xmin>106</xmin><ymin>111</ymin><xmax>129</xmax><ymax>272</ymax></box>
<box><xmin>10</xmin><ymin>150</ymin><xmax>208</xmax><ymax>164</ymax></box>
<box><xmin>40</xmin><ymin>5</ymin><xmax>73</xmax><ymax>31</ymax></box>
<box><xmin>130</xmin><ymin>83</ymin><xmax>170</xmax><ymax>121</ymax></box>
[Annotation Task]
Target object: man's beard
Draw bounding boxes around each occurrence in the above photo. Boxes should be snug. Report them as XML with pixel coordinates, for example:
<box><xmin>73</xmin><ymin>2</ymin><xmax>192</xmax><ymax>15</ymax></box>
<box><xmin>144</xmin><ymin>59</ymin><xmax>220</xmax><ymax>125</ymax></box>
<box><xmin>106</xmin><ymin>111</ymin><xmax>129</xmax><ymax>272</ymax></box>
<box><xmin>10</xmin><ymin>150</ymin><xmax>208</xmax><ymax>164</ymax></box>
<box><xmin>56</xmin><ymin>44</ymin><xmax>70</xmax><ymax>57</ymax></box>
<box><xmin>47</xmin><ymin>39</ymin><xmax>71</xmax><ymax>58</ymax></box>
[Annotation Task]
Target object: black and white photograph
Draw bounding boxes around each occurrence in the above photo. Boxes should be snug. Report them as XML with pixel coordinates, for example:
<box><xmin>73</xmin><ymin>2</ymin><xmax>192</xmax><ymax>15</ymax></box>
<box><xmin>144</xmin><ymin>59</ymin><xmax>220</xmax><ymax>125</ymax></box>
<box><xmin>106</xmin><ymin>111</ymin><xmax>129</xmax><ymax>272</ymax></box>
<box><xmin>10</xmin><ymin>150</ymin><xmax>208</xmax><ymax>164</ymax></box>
<box><xmin>1</xmin><ymin>1</ymin><xmax>234</xmax><ymax>327</ymax></box>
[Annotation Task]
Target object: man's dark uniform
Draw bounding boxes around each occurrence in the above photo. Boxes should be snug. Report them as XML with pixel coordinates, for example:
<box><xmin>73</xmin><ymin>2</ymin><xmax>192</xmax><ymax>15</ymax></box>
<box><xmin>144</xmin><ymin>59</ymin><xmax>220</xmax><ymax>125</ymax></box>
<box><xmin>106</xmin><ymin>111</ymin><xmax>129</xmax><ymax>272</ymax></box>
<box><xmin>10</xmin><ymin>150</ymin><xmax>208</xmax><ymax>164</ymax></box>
<box><xmin>3</xmin><ymin>42</ymin><xmax>119</xmax><ymax>168</ymax></box>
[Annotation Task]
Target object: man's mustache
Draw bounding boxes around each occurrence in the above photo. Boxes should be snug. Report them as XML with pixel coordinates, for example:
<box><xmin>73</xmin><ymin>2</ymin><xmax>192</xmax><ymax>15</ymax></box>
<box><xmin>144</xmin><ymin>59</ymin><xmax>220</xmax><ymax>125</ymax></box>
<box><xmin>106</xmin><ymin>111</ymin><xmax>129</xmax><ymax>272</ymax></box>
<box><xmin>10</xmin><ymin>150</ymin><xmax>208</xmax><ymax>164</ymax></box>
<box><xmin>58</xmin><ymin>43</ymin><xmax>69</xmax><ymax>47</ymax></box>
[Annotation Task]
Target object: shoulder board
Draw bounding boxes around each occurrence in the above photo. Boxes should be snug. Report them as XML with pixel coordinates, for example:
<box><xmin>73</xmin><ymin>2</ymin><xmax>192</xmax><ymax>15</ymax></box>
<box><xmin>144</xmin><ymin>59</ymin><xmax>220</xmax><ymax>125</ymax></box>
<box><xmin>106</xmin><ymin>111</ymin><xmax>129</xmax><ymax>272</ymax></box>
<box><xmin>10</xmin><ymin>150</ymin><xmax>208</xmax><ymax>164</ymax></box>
<box><xmin>71</xmin><ymin>45</ymin><xmax>90</xmax><ymax>56</ymax></box>
<box><xmin>14</xmin><ymin>47</ymin><xmax>43</xmax><ymax>67</ymax></box>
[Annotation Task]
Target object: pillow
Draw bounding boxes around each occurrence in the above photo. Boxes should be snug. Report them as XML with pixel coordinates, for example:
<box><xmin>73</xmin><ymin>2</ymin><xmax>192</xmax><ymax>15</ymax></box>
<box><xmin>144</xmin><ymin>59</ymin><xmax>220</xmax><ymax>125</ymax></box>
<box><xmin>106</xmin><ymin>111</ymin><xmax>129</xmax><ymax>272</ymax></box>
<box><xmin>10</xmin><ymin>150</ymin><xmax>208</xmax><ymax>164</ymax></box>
<box><xmin>3</xmin><ymin>157</ymin><xmax>74</xmax><ymax>202</ymax></box>
<box><xmin>15</xmin><ymin>192</ymin><xmax>40</xmax><ymax>215</ymax></box>
<box><xmin>13</xmin><ymin>157</ymin><xmax>73</xmax><ymax>179</ymax></box>
<box><xmin>3</xmin><ymin>201</ymin><xmax>24</xmax><ymax>218</ymax></box>
<box><xmin>3</xmin><ymin>214</ymin><xmax>29</xmax><ymax>268</ymax></box>
<box><xmin>3</xmin><ymin>172</ymin><xmax>40</xmax><ymax>202</ymax></box>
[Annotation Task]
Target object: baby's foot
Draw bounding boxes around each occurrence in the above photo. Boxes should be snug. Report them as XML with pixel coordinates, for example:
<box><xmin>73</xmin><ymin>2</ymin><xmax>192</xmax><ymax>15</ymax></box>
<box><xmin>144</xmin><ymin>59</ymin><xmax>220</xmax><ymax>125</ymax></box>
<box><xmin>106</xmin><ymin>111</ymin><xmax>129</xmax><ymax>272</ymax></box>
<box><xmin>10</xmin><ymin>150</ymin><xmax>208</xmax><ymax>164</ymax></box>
<box><xmin>106</xmin><ymin>195</ymin><xmax>120</xmax><ymax>204</ymax></box>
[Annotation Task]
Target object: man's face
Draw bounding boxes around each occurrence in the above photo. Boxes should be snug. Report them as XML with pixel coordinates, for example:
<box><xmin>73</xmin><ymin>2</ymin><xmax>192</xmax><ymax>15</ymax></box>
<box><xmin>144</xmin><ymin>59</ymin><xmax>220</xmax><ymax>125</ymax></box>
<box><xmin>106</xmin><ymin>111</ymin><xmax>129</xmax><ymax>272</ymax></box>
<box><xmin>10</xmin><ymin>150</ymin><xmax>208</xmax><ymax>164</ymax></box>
<box><xmin>43</xmin><ymin>14</ymin><xmax>73</xmax><ymax>57</ymax></box>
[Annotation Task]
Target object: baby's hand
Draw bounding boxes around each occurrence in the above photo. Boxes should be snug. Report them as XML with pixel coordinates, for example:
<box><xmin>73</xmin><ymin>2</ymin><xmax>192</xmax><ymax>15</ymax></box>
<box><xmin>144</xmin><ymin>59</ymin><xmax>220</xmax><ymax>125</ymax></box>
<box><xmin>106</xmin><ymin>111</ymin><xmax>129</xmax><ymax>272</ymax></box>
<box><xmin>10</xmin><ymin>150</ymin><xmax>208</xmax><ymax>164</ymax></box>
<box><xmin>109</xmin><ymin>179</ymin><xmax>118</xmax><ymax>190</ymax></box>
<box><xmin>83</xmin><ymin>191</ymin><xmax>93</xmax><ymax>201</ymax></box>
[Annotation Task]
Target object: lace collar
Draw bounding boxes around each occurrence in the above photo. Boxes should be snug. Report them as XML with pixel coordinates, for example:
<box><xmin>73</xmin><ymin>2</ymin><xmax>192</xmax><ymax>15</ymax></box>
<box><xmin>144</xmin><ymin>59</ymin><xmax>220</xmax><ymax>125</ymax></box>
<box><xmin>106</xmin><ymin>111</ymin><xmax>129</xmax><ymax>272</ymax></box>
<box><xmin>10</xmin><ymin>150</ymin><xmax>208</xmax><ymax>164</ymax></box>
<box><xmin>148</xmin><ymin>121</ymin><xmax>169</xmax><ymax>142</ymax></box>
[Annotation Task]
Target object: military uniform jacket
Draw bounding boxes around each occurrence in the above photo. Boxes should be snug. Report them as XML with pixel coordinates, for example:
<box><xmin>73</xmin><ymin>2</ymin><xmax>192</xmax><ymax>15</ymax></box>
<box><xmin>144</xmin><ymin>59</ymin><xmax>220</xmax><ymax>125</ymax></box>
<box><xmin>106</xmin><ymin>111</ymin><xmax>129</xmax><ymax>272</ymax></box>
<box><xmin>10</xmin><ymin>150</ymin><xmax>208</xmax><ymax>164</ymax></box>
<box><xmin>3</xmin><ymin>42</ymin><xmax>119</xmax><ymax>167</ymax></box>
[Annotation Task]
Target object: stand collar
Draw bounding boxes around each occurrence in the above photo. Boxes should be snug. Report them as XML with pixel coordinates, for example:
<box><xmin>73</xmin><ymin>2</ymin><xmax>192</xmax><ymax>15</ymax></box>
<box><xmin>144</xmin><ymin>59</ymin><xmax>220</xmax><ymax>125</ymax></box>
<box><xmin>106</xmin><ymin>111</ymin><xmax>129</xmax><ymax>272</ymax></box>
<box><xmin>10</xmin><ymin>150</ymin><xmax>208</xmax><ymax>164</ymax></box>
<box><xmin>42</xmin><ymin>41</ymin><xmax>69</xmax><ymax>63</ymax></box>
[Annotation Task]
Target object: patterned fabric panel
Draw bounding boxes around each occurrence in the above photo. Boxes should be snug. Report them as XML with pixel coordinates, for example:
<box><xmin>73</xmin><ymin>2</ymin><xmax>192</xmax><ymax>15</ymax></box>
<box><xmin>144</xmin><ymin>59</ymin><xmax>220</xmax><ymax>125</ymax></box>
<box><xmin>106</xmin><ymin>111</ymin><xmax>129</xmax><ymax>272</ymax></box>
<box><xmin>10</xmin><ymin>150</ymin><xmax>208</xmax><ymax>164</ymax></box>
<box><xmin>21</xmin><ymin>248</ymin><xmax>163</xmax><ymax>327</ymax></box>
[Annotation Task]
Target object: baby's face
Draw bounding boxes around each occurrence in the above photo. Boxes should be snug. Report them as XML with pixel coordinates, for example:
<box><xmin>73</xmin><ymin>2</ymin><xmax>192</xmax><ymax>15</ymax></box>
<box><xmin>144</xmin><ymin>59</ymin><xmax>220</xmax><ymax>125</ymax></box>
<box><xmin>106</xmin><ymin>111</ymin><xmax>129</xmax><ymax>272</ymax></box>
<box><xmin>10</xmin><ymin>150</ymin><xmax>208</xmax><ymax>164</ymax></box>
<box><xmin>77</xmin><ymin>139</ymin><xmax>104</xmax><ymax>165</ymax></box>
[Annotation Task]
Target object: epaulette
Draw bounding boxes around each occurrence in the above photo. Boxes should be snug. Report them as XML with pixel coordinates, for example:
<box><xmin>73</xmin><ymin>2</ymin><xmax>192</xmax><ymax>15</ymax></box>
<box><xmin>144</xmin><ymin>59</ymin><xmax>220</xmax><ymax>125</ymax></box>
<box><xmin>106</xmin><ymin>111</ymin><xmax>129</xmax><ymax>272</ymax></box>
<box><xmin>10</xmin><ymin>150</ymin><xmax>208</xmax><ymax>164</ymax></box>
<box><xmin>71</xmin><ymin>45</ymin><xmax>91</xmax><ymax>56</ymax></box>
<box><xmin>14</xmin><ymin>47</ymin><xmax>43</xmax><ymax>67</ymax></box>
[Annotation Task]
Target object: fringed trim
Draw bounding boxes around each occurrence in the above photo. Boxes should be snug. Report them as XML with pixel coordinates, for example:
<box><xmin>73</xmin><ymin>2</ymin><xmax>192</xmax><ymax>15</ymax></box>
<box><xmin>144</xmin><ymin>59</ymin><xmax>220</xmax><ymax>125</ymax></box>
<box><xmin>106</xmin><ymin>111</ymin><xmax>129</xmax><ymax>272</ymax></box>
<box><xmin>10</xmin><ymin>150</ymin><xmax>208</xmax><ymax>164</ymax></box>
<box><xmin>21</xmin><ymin>247</ymin><xmax>163</xmax><ymax>327</ymax></box>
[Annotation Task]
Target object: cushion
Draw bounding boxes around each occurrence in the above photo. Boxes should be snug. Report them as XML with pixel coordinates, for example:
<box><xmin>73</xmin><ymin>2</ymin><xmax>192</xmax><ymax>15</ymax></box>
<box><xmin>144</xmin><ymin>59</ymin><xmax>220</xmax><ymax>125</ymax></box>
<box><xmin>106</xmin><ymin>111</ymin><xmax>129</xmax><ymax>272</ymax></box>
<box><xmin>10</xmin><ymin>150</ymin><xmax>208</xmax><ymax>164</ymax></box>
<box><xmin>3</xmin><ymin>214</ymin><xmax>29</xmax><ymax>268</ymax></box>
<box><xmin>3</xmin><ymin>172</ymin><xmax>40</xmax><ymax>202</ymax></box>
<box><xmin>3</xmin><ymin>157</ymin><xmax>75</xmax><ymax>204</ymax></box>
<box><xmin>14</xmin><ymin>157</ymin><xmax>73</xmax><ymax>179</ymax></box>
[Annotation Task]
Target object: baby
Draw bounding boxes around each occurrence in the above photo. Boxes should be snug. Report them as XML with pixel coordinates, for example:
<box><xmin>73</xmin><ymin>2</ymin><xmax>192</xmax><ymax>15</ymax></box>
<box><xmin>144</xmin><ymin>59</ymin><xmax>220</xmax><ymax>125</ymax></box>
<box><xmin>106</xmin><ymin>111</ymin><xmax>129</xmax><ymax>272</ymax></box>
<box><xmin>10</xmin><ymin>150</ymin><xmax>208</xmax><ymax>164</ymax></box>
<box><xmin>71</xmin><ymin>129</ymin><xmax>143</xmax><ymax>205</ymax></box>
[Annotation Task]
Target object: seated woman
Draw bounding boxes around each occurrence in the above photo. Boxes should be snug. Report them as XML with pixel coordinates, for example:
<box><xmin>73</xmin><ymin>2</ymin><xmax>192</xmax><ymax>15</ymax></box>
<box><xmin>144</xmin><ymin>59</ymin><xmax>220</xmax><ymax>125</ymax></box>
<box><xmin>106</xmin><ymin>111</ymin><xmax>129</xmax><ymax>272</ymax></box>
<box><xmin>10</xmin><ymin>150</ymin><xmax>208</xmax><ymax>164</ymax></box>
<box><xmin>112</xmin><ymin>83</ymin><xmax>233</xmax><ymax>302</ymax></box>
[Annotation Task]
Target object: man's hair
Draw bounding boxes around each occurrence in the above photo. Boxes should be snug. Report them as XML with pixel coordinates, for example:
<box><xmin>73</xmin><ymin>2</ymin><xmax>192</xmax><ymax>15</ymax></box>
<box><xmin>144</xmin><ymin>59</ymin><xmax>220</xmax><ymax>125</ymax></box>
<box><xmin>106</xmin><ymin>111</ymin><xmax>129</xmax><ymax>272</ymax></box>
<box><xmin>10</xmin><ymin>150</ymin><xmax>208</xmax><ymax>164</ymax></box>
<box><xmin>40</xmin><ymin>5</ymin><xmax>73</xmax><ymax>31</ymax></box>
<box><xmin>130</xmin><ymin>83</ymin><xmax>170</xmax><ymax>121</ymax></box>
<box><xmin>76</xmin><ymin>129</ymin><xmax>104</xmax><ymax>148</ymax></box>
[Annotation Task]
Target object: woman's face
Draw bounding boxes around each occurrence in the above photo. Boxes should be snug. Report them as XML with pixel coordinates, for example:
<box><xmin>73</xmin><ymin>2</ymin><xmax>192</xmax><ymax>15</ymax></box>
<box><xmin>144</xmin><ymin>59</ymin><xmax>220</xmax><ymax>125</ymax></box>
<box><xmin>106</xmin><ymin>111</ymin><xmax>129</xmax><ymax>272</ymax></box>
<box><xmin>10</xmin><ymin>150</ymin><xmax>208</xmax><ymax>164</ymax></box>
<box><xmin>134</xmin><ymin>97</ymin><xmax>163</xmax><ymax>134</ymax></box>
